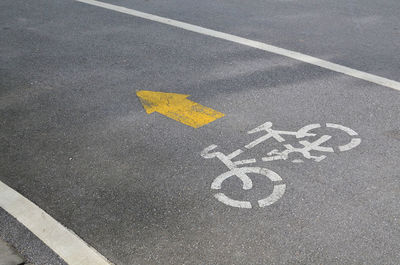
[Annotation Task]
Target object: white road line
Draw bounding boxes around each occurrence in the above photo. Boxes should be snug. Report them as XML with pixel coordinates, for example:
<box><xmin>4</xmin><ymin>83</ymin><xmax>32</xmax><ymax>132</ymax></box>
<box><xmin>0</xmin><ymin>181</ymin><xmax>112</xmax><ymax>265</ymax></box>
<box><xmin>75</xmin><ymin>0</ymin><xmax>400</xmax><ymax>92</ymax></box>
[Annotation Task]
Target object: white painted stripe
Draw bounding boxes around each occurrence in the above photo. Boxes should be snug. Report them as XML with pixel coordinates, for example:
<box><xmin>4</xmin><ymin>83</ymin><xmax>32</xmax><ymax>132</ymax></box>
<box><xmin>0</xmin><ymin>181</ymin><xmax>112</xmax><ymax>265</ymax></box>
<box><xmin>75</xmin><ymin>0</ymin><xmax>400</xmax><ymax>92</ymax></box>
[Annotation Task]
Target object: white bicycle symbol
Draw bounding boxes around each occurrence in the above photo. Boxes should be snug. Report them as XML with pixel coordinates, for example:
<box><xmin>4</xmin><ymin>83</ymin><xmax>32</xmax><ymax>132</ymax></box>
<box><xmin>202</xmin><ymin>145</ymin><xmax>285</xmax><ymax>209</ymax></box>
<box><xmin>201</xmin><ymin>122</ymin><xmax>361</xmax><ymax>209</ymax></box>
<box><xmin>256</xmin><ymin>122</ymin><xmax>362</xmax><ymax>163</ymax></box>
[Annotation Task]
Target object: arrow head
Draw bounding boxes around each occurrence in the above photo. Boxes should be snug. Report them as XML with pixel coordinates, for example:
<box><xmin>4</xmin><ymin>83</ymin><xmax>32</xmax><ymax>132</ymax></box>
<box><xmin>136</xmin><ymin>90</ymin><xmax>190</xmax><ymax>114</ymax></box>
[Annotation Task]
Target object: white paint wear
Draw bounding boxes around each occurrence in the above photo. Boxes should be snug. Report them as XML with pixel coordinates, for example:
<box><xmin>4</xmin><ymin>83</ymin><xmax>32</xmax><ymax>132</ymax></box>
<box><xmin>258</xmin><ymin>123</ymin><xmax>362</xmax><ymax>163</ymax></box>
<box><xmin>245</xmin><ymin>122</ymin><xmax>317</xmax><ymax>149</ymax></box>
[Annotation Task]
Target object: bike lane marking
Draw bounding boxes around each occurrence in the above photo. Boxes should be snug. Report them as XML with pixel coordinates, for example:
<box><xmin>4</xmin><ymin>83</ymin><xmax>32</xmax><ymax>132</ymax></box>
<box><xmin>202</xmin><ymin>122</ymin><xmax>362</xmax><ymax>209</ymax></box>
<box><xmin>75</xmin><ymin>0</ymin><xmax>400</xmax><ymax>92</ymax></box>
<box><xmin>0</xmin><ymin>181</ymin><xmax>113</xmax><ymax>265</ymax></box>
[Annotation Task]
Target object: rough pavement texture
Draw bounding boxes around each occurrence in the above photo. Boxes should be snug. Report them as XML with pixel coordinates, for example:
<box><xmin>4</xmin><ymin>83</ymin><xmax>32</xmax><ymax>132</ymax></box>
<box><xmin>0</xmin><ymin>0</ymin><xmax>399</xmax><ymax>264</ymax></box>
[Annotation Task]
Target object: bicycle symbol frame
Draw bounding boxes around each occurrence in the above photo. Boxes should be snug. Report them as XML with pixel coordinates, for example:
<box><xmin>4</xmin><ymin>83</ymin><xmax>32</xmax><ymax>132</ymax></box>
<box><xmin>201</xmin><ymin>122</ymin><xmax>361</xmax><ymax>209</ymax></box>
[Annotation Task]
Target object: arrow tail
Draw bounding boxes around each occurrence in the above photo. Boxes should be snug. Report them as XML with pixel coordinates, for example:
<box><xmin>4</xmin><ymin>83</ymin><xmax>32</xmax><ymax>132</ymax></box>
<box><xmin>161</xmin><ymin>100</ymin><xmax>224</xmax><ymax>128</ymax></box>
<box><xmin>137</xmin><ymin>90</ymin><xmax>224</xmax><ymax>128</ymax></box>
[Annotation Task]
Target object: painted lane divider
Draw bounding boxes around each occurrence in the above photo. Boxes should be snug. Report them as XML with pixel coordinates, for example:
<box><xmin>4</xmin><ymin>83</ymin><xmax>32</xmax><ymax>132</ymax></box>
<box><xmin>137</xmin><ymin>90</ymin><xmax>225</xmax><ymax>128</ymax></box>
<box><xmin>76</xmin><ymin>0</ymin><xmax>400</xmax><ymax>92</ymax></box>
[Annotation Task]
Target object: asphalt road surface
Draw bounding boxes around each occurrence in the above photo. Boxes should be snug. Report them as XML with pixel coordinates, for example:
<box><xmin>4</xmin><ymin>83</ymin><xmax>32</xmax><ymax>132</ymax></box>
<box><xmin>1</xmin><ymin>0</ymin><xmax>399</xmax><ymax>264</ymax></box>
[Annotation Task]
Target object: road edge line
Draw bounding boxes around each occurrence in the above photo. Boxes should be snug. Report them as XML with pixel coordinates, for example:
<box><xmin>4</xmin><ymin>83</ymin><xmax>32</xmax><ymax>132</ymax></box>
<box><xmin>0</xmin><ymin>180</ymin><xmax>113</xmax><ymax>265</ymax></box>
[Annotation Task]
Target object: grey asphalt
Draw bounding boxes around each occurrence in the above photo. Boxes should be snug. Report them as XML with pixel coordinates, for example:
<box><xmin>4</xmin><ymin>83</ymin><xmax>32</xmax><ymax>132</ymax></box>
<box><xmin>1</xmin><ymin>0</ymin><xmax>399</xmax><ymax>264</ymax></box>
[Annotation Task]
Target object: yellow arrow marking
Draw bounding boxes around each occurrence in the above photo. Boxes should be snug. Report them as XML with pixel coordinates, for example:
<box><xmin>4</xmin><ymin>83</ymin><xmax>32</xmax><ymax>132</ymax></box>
<box><xmin>136</xmin><ymin>90</ymin><xmax>225</xmax><ymax>128</ymax></box>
